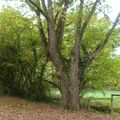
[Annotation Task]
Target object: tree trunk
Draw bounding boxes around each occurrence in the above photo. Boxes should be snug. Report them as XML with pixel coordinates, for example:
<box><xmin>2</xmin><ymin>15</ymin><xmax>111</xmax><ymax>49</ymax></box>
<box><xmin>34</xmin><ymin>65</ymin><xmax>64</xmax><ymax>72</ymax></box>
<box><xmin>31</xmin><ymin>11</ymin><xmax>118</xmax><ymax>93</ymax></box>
<box><xmin>60</xmin><ymin>55</ymin><xmax>80</xmax><ymax>110</ymax></box>
<box><xmin>61</xmin><ymin>74</ymin><xmax>71</xmax><ymax>109</ymax></box>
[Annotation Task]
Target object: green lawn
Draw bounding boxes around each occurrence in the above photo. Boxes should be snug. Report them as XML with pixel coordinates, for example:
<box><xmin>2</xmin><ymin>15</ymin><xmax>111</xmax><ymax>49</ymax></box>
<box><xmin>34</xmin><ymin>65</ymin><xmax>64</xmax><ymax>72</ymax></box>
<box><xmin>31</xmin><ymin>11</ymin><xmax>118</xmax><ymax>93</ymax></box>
<box><xmin>52</xmin><ymin>90</ymin><xmax>120</xmax><ymax>108</ymax></box>
<box><xmin>83</xmin><ymin>90</ymin><xmax>120</xmax><ymax>111</ymax></box>
<box><xmin>52</xmin><ymin>90</ymin><xmax>120</xmax><ymax>99</ymax></box>
<box><xmin>84</xmin><ymin>90</ymin><xmax>120</xmax><ymax>98</ymax></box>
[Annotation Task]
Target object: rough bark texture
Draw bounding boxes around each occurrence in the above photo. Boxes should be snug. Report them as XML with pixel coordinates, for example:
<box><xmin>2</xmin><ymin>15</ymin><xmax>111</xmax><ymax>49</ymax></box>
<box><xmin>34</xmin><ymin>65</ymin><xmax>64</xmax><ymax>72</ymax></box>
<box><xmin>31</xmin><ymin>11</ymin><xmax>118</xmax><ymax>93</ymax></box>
<box><xmin>69</xmin><ymin>59</ymin><xmax>80</xmax><ymax>110</ymax></box>
<box><xmin>61</xmin><ymin>74</ymin><xmax>70</xmax><ymax>109</ymax></box>
<box><xmin>60</xmin><ymin>51</ymin><xmax>81</xmax><ymax>110</ymax></box>
<box><xmin>61</xmin><ymin>72</ymin><xmax>80</xmax><ymax>110</ymax></box>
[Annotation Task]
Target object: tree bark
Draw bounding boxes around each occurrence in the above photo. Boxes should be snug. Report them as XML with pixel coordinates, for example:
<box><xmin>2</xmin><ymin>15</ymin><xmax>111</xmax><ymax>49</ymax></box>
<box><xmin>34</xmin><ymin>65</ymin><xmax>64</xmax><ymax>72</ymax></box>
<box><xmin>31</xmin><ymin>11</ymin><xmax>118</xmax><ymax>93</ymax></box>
<box><xmin>61</xmin><ymin>75</ymin><xmax>80</xmax><ymax>110</ymax></box>
<box><xmin>60</xmin><ymin>54</ymin><xmax>81</xmax><ymax>110</ymax></box>
<box><xmin>61</xmin><ymin>74</ymin><xmax>70</xmax><ymax>109</ymax></box>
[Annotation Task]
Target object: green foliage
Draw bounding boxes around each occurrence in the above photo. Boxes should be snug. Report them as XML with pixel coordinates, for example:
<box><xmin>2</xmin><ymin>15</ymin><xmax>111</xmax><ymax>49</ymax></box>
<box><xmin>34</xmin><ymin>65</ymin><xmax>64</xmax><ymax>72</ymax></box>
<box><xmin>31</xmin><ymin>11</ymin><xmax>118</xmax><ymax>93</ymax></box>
<box><xmin>61</xmin><ymin>10</ymin><xmax>120</xmax><ymax>90</ymax></box>
<box><xmin>0</xmin><ymin>4</ymin><xmax>120</xmax><ymax>102</ymax></box>
<box><xmin>0</xmin><ymin>7</ymin><xmax>49</xmax><ymax>100</ymax></box>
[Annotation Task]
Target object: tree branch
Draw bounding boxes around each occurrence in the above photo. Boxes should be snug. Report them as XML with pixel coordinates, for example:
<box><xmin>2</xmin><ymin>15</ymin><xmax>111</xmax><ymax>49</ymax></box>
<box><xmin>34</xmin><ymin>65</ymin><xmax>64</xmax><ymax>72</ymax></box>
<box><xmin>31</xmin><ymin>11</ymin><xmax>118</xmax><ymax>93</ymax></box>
<box><xmin>43</xmin><ymin>79</ymin><xmax>61</xmax><ymax>91</ymax></box>
<box><xmin>47</xmin><ymin>0</ymin><xmax>63</xmax><ymax>68</ymax></box>
<box><xmin>83</xmin><ymin>1</ymin><xmax>110</xmax><ymax>20</ymax></box>
<box><xmin>71</xmin><ymin>0</ymin><xmax>84</xmax><ymax>56</ymax></box>
<box><xmin>25</xmin><ymin>0</ymin><xmax>49</xmax><ymax>56</ymax></box>
<box><xmin>75</xmin><ymin>0</ymin><xmax>84</xmax><ymax>46</ymax></box>
<box><xmin>88</xmin><ymin>11</ymin><xmax>120</xmax><ymax>66</ymax></box>
<box><xmin>26</xmin><ymin>0</ymin><xmax>48</xmax><ymax>20</ymax></box>
<box><xmin>41</xmin><ymin>0</ymin><xmax>48</xmax><ymax>14</ymax></box>
<box><xmin>56</xmin><ymin>0</ymin><xmax>69</xmax><ymax>50</ymax></box>
<box><xmin>81</xmin><ymin>0</ymin><xmax>100</xmax><ymax>39</ymax></box>
<box><xmin>81</xmin><ymin>43</ymin><xmax>89</xmax><ymax>56</ymax></box>
<box><xmin>36</xmin><ymin>12</ymin><xmax>49</xmax><ymax>57</ymax></box>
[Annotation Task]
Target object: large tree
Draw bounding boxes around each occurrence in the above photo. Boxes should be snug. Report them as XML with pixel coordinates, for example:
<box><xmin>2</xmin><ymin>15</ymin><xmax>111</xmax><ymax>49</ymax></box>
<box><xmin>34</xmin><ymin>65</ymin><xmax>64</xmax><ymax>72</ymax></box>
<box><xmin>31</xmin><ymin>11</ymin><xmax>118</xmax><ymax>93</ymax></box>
<box><xmin>25</xmin><ymin>0</ymin><xmax>120</xmax><ymax>110</ymax></box>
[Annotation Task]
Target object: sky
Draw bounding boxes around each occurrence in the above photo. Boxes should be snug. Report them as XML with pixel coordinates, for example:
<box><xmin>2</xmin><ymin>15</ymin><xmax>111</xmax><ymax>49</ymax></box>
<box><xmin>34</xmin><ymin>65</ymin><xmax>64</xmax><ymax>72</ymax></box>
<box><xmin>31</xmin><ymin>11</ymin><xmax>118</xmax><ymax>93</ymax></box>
<box><xmin>106</xmin><ymin>0</ymin><xmax>120</xmax><ymax>20</ymax></box>
<box><xmin>0</xmin><ymin>0</ymin><xmax>120</xmax><ymax>17</ymax></box>
<box><xmin>0</xmin><ymin>0</ymin><xmax>120</xmax><ymax>19</ymax></box>
<box><xmin>0</xmin><ymin>0</ymin><xmax>120</xmax><ymax>54</ymax></box>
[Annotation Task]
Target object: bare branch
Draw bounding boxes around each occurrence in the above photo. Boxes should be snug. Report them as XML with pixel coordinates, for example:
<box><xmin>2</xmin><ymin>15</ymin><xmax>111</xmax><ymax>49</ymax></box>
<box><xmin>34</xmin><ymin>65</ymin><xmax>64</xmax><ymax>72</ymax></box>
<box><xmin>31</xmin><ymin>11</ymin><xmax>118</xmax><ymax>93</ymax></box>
<box><xmin>81</xmin><ymin>44</ymin><xmax>89</xmax><ymax>56</ymax></box>
<box><xmin>56</xmin><ymin>17</ymin><xmax>65</xmax><ymax>49</ymax></box>
<box><xmin>81</xmin><ymin>0</ymin><xmax>100</xmax><ymax>39</ymax></box>
<box><xmin>83</xmin><ymin>1</ymin><xmax>110</xmax><ymax>20</ymax></box>
<box><xmin>56</xmin><ymin>0</ymin><xmax>70</xmax><ymax>50</ymax></box>
<box><xmin>41</xmin><ymin>0</ymin><xmax>48</xmax><ymax>14</ymax></box>
<box><xmin>64</xmin><ymin>0</ymin><xmax>69</xmax><ymax>6</ymax></box>
<box><xmin>75</xmin><ymin>0</ymin><xmax>84</xmax><ymax>45</ymax></box>
<box><xmin>71</xmin><ymin>0</ymin><xmax>84</xmax><ymax>56</ymax></box>
<box><xmin>47</xmin><ymin>0</ymin><xmax>63</xmax><ymax>68</ymax></box>
<box><xmin>97</xmin><ymin>7</ymin><xmax>110</xmax><ymax>20</ymax></box>
<box><xmin>26</xmin><ymin>0</ymin><xmax>48</xmax><ymax>20</ymax></box>
<box><xmin>36</xmin><ymin>12</ymin><xmax>49</xmax><ymax>57</ymax></box>
<box><xmin>54</xmin><ymin>11</ymin><xmax>60</xmax><ymax>23</ymax></box>
<box><xmin>25</xmin><ymin>0</ymin><xmax>49</xmax><ymax>56</ymax></box>
<box><xmin>43</xmin><ymin>79</ymin><xmax>61</xmax><ymax>91</ymax></box>
<box><xmin>88</xmin><ymin>11</ymin><xmax>120</xmax><ymax>66</ymax></box>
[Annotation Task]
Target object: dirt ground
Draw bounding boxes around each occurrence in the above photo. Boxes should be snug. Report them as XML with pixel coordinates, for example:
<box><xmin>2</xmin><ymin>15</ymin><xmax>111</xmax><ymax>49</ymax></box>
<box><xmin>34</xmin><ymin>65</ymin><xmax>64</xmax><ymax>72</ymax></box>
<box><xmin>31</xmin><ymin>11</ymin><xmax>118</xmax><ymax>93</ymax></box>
<box><xmin>0</xmin><ymin>96</ymin><xmax>120</xmax><ymax>120</ymax></box>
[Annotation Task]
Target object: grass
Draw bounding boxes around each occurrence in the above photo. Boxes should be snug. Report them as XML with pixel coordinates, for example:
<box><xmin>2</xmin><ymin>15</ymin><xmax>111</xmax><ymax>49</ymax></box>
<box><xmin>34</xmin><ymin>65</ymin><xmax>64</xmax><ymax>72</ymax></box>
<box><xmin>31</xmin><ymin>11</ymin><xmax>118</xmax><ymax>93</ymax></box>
<box><xmin>83</xmin><ymin>90</ymin><xmax>120</xmax><ymax>105</ymax></box>
<box><xmin>51</xmin><ymin>89</ymin><xmax>120</xmax><ymax>112</ymax></box>
<box><xmin>52</xmin><ymin>89</ymin><xmax>120</xmax><ymax>100</ymax></box>
<box><xmin>84</xmin><ymin>90</ymin><xmax>120</xmax><ymax>98</ymax></box>
<box><xmin>83</xmin><ymin>90</ymin><xmax>120</xmax><ymax>113</ymax></box>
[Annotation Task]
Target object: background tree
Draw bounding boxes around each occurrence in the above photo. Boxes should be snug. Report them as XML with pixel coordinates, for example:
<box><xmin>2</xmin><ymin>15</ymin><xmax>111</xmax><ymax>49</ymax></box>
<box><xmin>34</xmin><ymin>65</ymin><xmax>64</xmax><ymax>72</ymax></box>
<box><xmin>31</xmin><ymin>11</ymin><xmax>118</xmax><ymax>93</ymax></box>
<box><xmin>0</xmin><ymin>8</ymin><xmax>49</xmax><ymax>100</ymax></box>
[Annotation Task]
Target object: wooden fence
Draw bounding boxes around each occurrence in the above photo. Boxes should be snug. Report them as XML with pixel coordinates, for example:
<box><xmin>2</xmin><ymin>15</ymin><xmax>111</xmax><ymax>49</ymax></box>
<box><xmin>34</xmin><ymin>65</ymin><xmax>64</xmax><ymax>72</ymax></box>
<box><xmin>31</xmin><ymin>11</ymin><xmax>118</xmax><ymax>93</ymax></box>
<box><xmin>85</xmin><ymin>94</ymin><xmax>120</xmax><ymax>113</ymax></box>
<box><xmin>111</xmin><ymin>94</ymin><xmax>120</xmax><ymax>113</ymax></box>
